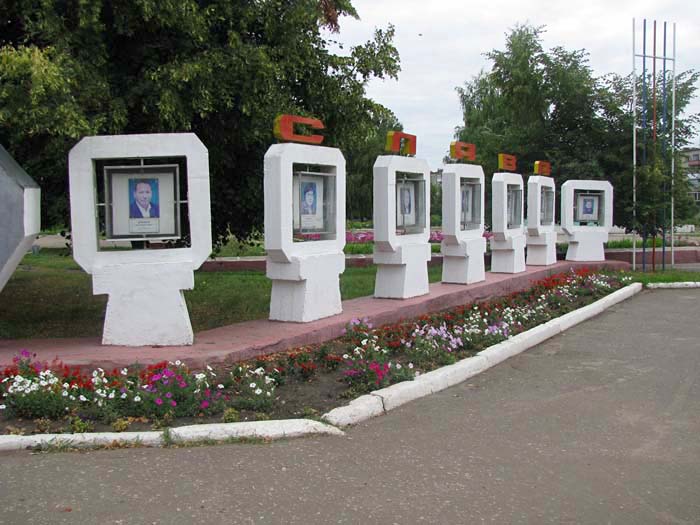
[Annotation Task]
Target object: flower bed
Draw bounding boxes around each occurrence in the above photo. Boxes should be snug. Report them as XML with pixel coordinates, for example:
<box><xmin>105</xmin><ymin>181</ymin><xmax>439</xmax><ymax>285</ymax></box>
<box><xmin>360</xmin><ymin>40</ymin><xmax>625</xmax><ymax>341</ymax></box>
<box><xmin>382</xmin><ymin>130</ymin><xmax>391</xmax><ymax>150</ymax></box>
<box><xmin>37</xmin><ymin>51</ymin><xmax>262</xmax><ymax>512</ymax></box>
<box><xmin>1</xmin><ymin>269</ymin><xmax>631</xmax><ymax>436</ymax></box>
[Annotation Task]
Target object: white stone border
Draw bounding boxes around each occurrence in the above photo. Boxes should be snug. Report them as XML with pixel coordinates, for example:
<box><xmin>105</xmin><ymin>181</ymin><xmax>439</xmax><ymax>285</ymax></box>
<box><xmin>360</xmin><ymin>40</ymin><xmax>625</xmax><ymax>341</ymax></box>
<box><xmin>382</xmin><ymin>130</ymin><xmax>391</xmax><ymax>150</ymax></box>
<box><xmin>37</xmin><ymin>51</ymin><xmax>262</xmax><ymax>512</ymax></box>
<box><xmin>0</xmin><ymin>419</ymin><xmax>343</xmax><ymax>452</ymax></box>
<box><xmin>646</xmin><ymin>282</ymin><xmax>700</xmax><ymax>289</ymax></box>
<box><xmin>323</xmin><ymin>282</ymin><xmax>642</xmax><ymax>427</ymax></box>
<box><xmin>0</xmin><ymin>283</ymin><xmax>642</xmax><ymax>450</ymax></box>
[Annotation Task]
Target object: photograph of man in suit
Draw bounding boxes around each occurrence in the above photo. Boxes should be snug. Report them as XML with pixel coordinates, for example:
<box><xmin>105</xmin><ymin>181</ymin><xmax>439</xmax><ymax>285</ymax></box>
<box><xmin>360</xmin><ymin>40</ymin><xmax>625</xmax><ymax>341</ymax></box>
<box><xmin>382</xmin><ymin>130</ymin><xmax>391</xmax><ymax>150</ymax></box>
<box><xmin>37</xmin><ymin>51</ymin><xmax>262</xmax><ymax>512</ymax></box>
<box><xmin>129</xmin><ymin>179</ymin><xmax>160</xmax><ymax>219</ymax></box>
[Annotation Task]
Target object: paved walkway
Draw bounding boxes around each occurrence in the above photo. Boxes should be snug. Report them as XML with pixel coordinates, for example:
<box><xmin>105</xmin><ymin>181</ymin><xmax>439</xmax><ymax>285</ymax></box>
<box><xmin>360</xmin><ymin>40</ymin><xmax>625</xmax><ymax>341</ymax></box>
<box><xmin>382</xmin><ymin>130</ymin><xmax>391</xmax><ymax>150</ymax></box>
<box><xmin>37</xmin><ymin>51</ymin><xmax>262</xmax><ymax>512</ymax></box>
<box><xmin>1</xmin><ymin>289</ymin><xmax>698</xmax><ymax>523</ymax></box>
<box><xmin>0</xmin><ymin>261</ymin><xmax>626</xmax><ymax>370</ymax></box>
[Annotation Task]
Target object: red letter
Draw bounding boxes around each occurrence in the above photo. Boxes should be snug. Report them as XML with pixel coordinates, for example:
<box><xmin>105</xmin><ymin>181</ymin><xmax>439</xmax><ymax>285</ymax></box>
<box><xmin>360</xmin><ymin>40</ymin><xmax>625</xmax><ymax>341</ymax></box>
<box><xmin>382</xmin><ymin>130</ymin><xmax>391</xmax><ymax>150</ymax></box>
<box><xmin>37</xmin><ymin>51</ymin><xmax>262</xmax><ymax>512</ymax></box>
<box><xmin>498</xmin><ymin>153</ymin><xmax>517</xmax><ymax>171</ymax></box>
<box><xmin>449</xmin><ymin>141</ymin><xmax>476</xmax><ymax>161</ymax></box>
<box><xmin>273</xmin><ymin>114</ymin><xmax>325</xmax><ymax>144</ymax></box>
<box><xmin>385</xmin><ymin>131</ymin><xmax>417</xmax><ymax>156</ymax></box>
<box><xmin>534</xmin><ymin>160</ymin><xmax>551</xmax><ymax>176</ymax></box>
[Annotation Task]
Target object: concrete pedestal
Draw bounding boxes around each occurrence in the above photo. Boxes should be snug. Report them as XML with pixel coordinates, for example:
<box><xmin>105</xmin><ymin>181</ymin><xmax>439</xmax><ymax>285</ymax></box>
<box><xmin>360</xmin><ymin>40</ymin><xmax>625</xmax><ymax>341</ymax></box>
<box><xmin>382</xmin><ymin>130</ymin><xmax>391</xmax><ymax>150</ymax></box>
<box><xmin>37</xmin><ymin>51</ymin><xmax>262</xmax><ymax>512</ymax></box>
<box><xmin>491</xmin><ymin>235</ymin><xmax>526</xmax><ymax>273</ymax></box>
<box><xmin>267</xmin><ymin>252</ymin><xmax>345</xmax><ymax>322</ymax></box>
<box><xmin>565</xmin><ymin>230</ymin><xmax>607</xmax><ymax>261</ymax></box>
<box><xmin>441</xmin><ymin>237</ymin><xmax>486</xmax><ymax>284</ymax></box>
<box><xmin>526</xmin><ymin>231</ymin><xmax>557</xmax><ymax>265</ymax></box>
<box><xmin>93</xmin><ymin>263</ymin><xmax>195</xmax><ymax>346</ymax></box>
<box><xmin>374</xmin><ymin>244</ymin><xmax>431</xmax><ymax>299</ymax></box>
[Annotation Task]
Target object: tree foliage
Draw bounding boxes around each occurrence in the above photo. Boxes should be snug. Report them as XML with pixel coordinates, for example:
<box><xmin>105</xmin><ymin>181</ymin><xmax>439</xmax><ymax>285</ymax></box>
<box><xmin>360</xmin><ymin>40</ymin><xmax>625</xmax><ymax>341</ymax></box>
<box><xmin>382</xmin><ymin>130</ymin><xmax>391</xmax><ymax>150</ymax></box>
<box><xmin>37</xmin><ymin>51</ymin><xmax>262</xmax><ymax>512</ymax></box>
<box><xmin>0</xmin><ymin>0</ymin><xmax>400</xmax><ymax>239</ymax></box>
<box><xmin>455</xmin><ymin>24</ymin><xmax>699</xmax><ymax>230</ymax></box>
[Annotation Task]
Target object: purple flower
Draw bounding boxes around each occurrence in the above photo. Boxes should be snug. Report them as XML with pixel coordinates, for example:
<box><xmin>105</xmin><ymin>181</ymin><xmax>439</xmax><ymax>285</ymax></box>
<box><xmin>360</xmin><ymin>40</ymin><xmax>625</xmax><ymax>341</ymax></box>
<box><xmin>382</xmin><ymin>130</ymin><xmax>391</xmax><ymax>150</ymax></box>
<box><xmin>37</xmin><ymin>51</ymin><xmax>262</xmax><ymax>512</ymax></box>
<box><xmin>20</xmin><ymin>349</ymin><xmax>31</xmax><ymax>359</ymax></box>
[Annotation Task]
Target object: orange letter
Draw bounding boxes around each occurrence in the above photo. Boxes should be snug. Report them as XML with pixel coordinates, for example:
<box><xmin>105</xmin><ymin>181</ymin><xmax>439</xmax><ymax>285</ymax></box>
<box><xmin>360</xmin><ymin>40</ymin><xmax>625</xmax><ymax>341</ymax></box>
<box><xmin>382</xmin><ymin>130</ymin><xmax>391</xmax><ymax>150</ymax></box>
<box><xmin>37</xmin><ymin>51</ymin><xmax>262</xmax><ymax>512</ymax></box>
<box><xmin>449</xmin><ymin>141</ymin><xmax>476</xmax><ymax>161</ymax></box>
<box><xmin>534</xmin><ymin>160</ymin><xmax>551</xmax><ymax>176</ymax></box>
<box><xmin>385</xmin><ymin>131</ymin><xmax>417</xmax><ymax>156</ymax></box>
<box><xmin>498</xmin><ymin>153</ymin><xmax>517</xmax><ymax>171</ymax></box>
<box><xmin>273</xmin><ymin>114</ymin><xmax>325</xmax><ymax>144</ymax></box>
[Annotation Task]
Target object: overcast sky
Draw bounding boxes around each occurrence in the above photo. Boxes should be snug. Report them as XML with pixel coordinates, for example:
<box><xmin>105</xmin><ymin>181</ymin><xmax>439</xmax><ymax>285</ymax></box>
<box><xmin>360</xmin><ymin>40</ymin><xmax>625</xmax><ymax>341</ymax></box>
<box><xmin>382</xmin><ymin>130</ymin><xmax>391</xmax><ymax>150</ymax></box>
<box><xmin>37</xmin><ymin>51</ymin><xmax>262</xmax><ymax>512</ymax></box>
<box><xmin>331</xmin><ymin>0</ymin><xmax>700</xmax><ymax>170</ymax></box>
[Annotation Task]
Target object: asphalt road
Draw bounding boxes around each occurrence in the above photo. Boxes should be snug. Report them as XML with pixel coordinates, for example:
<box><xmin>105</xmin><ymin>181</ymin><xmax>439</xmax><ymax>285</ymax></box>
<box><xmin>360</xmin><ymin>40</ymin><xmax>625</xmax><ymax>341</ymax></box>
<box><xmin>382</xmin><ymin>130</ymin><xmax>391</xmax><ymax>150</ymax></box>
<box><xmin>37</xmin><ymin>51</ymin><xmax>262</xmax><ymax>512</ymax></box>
<box><xmin>1</xmin><ymin>289</ymin><xmax>699</xmax><ymax>524</ymax></box>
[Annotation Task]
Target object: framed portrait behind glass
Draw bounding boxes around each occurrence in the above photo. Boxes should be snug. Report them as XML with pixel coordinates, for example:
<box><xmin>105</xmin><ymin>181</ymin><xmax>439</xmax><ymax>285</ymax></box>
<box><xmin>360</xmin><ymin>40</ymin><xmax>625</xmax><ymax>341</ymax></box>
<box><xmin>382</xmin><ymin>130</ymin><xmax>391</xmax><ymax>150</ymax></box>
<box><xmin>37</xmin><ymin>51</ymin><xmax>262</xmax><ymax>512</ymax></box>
<box><xmin>104</xmin><ymin>164</ymin><xmax>180</xmax><ymax>241</ymax></box>
<box><xmin>292</xmin><ymin>165</ymin><xmax>336</xmax><ymax>239</ymax></box>
<box><xmin>460</xmin><ymin>179</ymin><xmax>481</xmax><ymax>231</ymax></box>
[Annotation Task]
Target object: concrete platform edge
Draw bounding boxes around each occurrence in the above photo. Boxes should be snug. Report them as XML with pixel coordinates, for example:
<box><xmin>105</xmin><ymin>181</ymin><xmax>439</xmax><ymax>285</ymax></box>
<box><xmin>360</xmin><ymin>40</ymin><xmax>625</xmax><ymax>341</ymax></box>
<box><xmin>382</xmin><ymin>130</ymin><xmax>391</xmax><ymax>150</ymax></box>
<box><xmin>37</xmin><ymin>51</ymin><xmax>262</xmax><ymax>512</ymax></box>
<box><xmin>322</xmin><ymin>282</ymin><xmax>642</xmax><ymax>427</ymax></box>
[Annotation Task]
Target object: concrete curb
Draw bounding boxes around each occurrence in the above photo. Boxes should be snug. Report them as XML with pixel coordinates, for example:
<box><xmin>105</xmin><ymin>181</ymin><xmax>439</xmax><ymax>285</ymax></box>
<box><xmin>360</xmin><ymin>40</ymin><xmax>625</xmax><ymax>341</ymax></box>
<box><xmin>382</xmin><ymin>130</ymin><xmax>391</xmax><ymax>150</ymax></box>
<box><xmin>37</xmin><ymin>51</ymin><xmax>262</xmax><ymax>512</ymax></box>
<box><xmin>646</xmin><ymin>282</ymin><xmax>700</xmax><ymax>289</ymax></box>
<box><xmin>0</xmin><ymin>283</ymin><xmax>642</xmax><ymax>450</ymax></box>
<box><xmin>0</xmin><ymin>419</ymin><xmax>343</xmax><ymax>452</ymax></box>
<box><xmin>322</xmin><ymin>282</ymin><xmax>642</xmax><ymax>428</ymax></box>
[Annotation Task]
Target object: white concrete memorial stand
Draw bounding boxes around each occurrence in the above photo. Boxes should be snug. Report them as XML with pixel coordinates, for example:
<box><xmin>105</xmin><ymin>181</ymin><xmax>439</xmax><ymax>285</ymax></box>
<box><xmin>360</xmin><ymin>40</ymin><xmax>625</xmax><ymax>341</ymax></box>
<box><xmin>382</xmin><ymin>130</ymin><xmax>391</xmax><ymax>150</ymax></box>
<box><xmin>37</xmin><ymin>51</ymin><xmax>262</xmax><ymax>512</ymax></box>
<box><xmin>264</xmin><ymin>143</ymin><xmax>346</xmax><ymax>322</ymax></box>
<box><xmin>526</xmin><ymin>175</ymin><xmax>557</xmax><ymax>265</ymax></box>
<box><xmin>561</xmin><ymin>180</ymin><xmax>613</xmax><ymax>261</ymax></box>
<box><xmin>0</xmin><ymin>146</ymin><xmax>40</xmax><ymax>292</ymax></box>
<box><xmin>490</xmin><ymin>172</ymin><xmax>526</xmax><ymax>273</ymax></box>
<box><xmin>69</xmin><ymin>134</ymin><xmax>212</xmax><ymax>346</ymax></box>
<box><xmin>373</xmin><ymin>155</ymin><xmax>431</xmax><ymax>298</ymax></box>
<box><xmin>440</xmin><ymin>164</ymin><xmax>486</xmax><ymax>284</ymax></box>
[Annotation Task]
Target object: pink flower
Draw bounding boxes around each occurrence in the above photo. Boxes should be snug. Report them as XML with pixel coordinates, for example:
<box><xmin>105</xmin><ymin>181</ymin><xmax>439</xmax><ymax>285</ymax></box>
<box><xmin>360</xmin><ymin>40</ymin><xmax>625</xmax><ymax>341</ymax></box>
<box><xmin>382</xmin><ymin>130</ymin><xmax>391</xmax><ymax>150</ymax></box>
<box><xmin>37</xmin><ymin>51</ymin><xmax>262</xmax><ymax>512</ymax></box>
<box><xmin>165</xmin><ymin>392</ymin><xmax>173</xmax><ymax>399</ymax></box>
<box><xmin>200</xmin><ymin>400</ymin><xmax>209</xmax><ymax>409</ymax></box>
<box><xmin>155</xmin><ymin>398</ymin><xmax>163</xmax><ymax>405</ymax></box>
<box><xmin>170</xmin><ymin>401</ymin><xmax>177</xmax><ymax>407</ymax></box>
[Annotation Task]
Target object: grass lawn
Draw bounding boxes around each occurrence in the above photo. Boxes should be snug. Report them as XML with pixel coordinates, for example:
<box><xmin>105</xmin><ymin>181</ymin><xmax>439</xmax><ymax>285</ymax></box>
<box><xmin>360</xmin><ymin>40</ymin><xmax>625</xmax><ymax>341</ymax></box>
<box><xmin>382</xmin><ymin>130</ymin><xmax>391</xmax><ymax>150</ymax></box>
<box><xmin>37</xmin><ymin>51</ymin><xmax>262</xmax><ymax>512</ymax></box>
<box><xmin>0</xmin><ymin>250</ymin><xmax>442</xmax><ymax>339</ymax></box>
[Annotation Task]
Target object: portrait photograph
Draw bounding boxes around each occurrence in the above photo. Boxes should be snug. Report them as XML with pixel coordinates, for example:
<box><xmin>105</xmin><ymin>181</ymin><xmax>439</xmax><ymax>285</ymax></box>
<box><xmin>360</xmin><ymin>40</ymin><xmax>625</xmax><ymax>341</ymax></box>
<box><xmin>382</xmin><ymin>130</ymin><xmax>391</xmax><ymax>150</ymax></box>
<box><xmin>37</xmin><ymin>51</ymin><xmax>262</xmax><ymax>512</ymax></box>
<box><xmin>301</xmin><ymin>182</ymin><xmax>317</xmax><ymax>215</ymax></box>
<box><xmin>396</xmin><ymin>182</ymin><xmax>416</xmax><ymax>227</ymax></box>
<box><xmin>576</xmin><ymin>193</ymin><xmax>599</xmax><ymax>222</ymax></box>
<box><xmin>128</xmin><ymin>178</ymin><xmax>160</xmax><ymax>219</ymax></box>
<box><xmin>293</xmin><ymin>174</ymin><xmax>325</xmax><ymax>231</ymax></box>
<box><xmin>460</xmin><ymin>184</ymin><xmax>473</xmax><ymax>226</ymax></box>
<box><xmin>104</xmin><ymin>165</ymin><xmax>178</xmax><ymax>240</ymax></box>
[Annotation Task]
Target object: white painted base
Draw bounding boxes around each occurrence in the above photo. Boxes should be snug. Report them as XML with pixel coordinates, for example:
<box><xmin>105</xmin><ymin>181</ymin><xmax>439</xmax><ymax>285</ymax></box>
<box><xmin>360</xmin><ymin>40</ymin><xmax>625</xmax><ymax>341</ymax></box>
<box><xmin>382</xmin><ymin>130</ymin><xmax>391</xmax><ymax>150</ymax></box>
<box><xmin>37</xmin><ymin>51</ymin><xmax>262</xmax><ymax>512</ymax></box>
<box><xmin>268</xmin><ymin>252</ymin><xmax>345</xmax><ymax>322</ymax></box>
<box><xmin>565</xmin><ymin>230</ymin><xmax>607</xmax><ymax>261</ymax></box>
<box><xmin>93</xmin><ymin>263</ymin><xmax>195</xmax><ymax>346</ymax></box>
<box><xmin>374</xmin><ymin>243</ymin><xmax>431</xmax><ymax>299</ymax></box>
<box><xmin>441</xmin><ymin>237</ymin><xmax>486</xmax><ymax>284</ymax></box>
<box><xmin>526</xmin><ymin>231</ymin><xmax>557</xmax><ymax>266</ymax></box>
<box><xmin>490</xmin><ymin>234</ymin><xmax>526</xmax><ymax>273</ymax></box>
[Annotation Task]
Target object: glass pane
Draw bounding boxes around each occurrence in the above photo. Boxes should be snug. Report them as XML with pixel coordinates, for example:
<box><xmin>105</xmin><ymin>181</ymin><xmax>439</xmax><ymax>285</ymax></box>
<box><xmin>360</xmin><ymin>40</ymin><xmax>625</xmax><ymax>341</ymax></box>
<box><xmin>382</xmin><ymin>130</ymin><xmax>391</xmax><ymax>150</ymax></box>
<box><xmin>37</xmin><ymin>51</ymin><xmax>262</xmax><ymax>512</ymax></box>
<box><xmin>574</xmin><ymin>190</ymin><xmax>603</xmax><ymax>226</ymax></box>
<box><xmin>396</xmin><ymin>172</ymin><xmax>425</xmax><ymax>235</ymax></box>
<box><xmin>292</xmin><ymin>164</ymin><xmax>337</xmax><ymax>241</ymax></box>
<box><xmin>540</xmin><ymin>187</ymin><xmax>554</xmax><ymax>225</ymax></box>
<box><xmin>507</xmin><ymin>184</ymin><xmax>522</xmax><ymax>229</ymax></box>
<box><xmin>460</xmin><ymin>180</ymin><xmax>481</xmax><ymax>231</ymax></box>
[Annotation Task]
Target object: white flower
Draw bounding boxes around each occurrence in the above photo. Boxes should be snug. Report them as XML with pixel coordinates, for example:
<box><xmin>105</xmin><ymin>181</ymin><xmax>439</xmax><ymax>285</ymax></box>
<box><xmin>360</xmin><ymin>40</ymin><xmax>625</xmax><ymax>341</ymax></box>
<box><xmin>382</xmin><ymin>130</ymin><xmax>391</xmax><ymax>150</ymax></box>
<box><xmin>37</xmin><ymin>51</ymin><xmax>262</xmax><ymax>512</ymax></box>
<box><xmin>342</xmin><ymin>354</ymin><xmax>349</xmax><ymax>359</ymax></box>
<box><xmin>121</xmin><ymin>393</ymin><xmax>128</xmax><ymax>399</ymax></box>
<box><xmin>206</xmin><ymin>365</ymin><xmax>213</xmax><ymax>371</ymax></box>
<box><xmin>108</xmin><ymin>391</ymin><xmax>115</xmax><ymax>399</ymax></box>
<box><xmin>175</xmin><ymin>360</ymin><xmax>181</xmax><ymax>366</ymax></box>
<box><xmin>266</xmin><ymin>392</ymin><xmax>271</xmax><ymax>397</ymax></box>
<box><xmin>79</xmin><ymin>395</ymin><xmax>87</xmax><ymax>402</ymax></box>
<box><xmin>249</xmin><ymin>382</ymin><xmax>257</xmax><ymax>389</ymax></box>
<box><xmin>0</xmin><ymin>404</ymin><xmax>5</xmax><ymax>410</ymax></box>
<box><xmin>133</xmin><ymin>395</ymin><xmax>141</xmax><ymax>402</ymax></box>
<box><xmin>408</xmin><ymin>363</ymin><xmax>414</xmax><ymax>369</ymax></box>
<box><xmin>217</xmin><ymin>384</ymin><xmax>224</xmax><ymax>389</ymax></box>
<box><xmin>395</xmin><ymin>363</ymin><xmax>402</xmax><ymax>370</ymax></box>
<box><xmin>255</xmin><ymin>388</ymin><xmax>262</xmax><ymax>395</ymax></box>
<box><xmin>120</xmin><ymin>368</ymin><xmax>128</xmax><ymax>376</ymax></box>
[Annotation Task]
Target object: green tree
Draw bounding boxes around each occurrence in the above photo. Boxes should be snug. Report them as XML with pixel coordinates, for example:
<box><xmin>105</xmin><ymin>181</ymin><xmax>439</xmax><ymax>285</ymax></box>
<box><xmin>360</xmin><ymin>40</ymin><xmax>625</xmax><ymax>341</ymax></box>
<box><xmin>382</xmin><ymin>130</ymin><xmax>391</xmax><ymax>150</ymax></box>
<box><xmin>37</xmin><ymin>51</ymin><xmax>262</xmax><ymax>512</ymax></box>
<box><xmin>0</xmin><ymin>1</ymin><xmax>400</xmax><ymax>240</ymax></box>
<box><xmin>454</xmin><ymin>24</ymin><xmax>699</xmax><ymax>231</ymax></box>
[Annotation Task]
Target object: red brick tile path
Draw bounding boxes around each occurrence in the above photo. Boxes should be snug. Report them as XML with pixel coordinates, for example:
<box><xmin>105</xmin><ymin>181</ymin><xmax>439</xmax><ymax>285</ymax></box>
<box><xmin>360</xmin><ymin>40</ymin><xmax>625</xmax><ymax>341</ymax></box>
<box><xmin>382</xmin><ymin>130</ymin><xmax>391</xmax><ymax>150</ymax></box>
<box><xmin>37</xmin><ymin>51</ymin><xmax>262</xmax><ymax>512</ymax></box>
<box><xmin>0</xmin><ymin>261</ymin><xmax>628</xmax><ymax>371</ymax></box>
